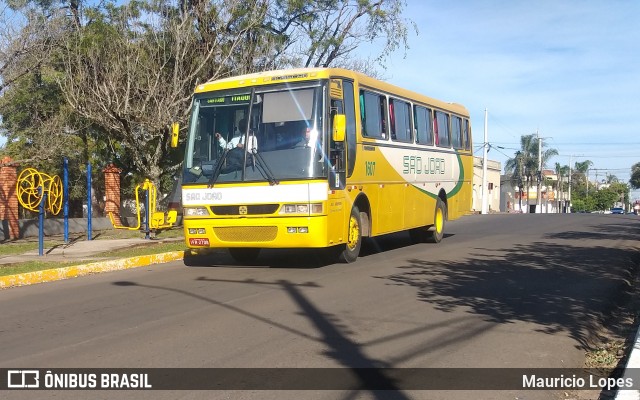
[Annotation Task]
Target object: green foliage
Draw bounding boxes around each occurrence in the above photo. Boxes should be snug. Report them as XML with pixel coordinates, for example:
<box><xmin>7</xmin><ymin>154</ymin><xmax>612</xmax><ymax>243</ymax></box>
<box><xmin>571</xmin><ymin>198</ymin><xmax>590</xmax><ymax>212</ymax></box>
<box><xmin>631</xmin><ymin>162</ymin><xmax>640</xmax><ymax>189</ymax></box>
<box><xmin>571</xmin><ymin>183</ymin><xmax>629</xmax><ymax>212</ymax></box>
<box><xmin>590</xmin><ymin>189</ymin><xmax>619</xmax><ymax>211</ymax></box>
<box><xmin>1</xmin><ymin>0</ymin><xmax>415</xmax><ymax>210</ymax></box>
<box><xmin>504</xmin><ymin>134</ymin><xmax>558</xmax><ymax>195</ymax></box>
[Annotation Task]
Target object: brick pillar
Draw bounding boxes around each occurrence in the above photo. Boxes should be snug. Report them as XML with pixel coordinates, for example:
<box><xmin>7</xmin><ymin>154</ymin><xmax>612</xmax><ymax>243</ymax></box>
<box><xmin>103</xmin><ymin>164</ymin><xmax>122</xmax><ymax>225</ymax></box>
<box><xmin>0</xmin><ymin>156</ymin><xmax>19</xmax><ymax>239</ymax></box>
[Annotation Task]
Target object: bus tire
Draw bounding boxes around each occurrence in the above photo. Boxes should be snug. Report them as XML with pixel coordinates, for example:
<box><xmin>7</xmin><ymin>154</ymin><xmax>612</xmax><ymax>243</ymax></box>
<box><xmin>336</xmin><ymin>206</ymin><xmax>362</xmax><ymax>263</ymax></box>
<box><xmin>426</xmin><ymin>198</ymin><xmax>446</xmax><ymax>243</ymax></box>
<box><xmin>229</xmin><ymin>247</ymin><xmax>261</xmax><ymax>264</ymax></box>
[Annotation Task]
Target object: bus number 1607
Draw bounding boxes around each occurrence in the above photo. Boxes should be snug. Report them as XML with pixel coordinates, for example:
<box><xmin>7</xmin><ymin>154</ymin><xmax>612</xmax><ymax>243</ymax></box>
<box><xmin>365</xmin><ymin>161</ymin><xmax>376</xmax><ymax>176</ymax></box>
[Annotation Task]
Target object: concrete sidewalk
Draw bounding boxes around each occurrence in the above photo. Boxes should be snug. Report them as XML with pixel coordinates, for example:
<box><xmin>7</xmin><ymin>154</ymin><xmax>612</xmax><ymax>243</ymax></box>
<box><xmin>0</xmin><ymin>237</ymin><xmax>185</xmax><ymax>289</ymax></box>
<box><xmin>0</xmin><ymin>238</ymin><xmax>177</xmax><ymax>262</ymax></box>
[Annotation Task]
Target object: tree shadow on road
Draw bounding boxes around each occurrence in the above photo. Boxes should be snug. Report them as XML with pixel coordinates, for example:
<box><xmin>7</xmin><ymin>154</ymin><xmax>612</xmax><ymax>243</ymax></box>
<box><xmin>545</xmin><ymin>220</ymin><xmax>640</xmax><ymax>242</ymax></box>
<box><xmin>375</xmin><ymin>240</ymin><xmax>639</xmax><ymax>352</ymax></box>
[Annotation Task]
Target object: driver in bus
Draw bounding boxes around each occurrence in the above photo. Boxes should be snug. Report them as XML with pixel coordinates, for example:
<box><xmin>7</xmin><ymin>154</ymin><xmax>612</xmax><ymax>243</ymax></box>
<box><xmin>214</xmin><ymin>119</ymin><xmax>258</xmax><ymax>173</ymax></box>
<box><xmin>214</xmin><ymin>119</ymin><xmax>258</xmax><ymax>152</ymax></box>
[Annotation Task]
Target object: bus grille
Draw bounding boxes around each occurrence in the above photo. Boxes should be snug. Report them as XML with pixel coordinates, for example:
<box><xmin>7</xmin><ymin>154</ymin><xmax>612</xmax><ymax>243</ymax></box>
<box><xmin>211</xmin><ymin>204</ymin><xmax>279</xmax><ymax>215</ymax></box>
<box><xmin>214</xmin><ymin>226</ymin><xmax>277</xmax><ymax>242</ymax></box>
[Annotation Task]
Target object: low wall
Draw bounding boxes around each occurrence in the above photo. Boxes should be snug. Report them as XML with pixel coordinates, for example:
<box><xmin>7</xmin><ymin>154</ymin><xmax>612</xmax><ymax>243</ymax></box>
<box><xmin>1</xmin><ymin>217</ymin><xmax>183</xmax><ymax>239</ymax></box>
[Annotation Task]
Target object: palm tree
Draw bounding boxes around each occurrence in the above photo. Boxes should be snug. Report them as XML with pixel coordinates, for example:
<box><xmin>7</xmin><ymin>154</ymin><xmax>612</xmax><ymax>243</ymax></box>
<box><xmin>505</xmin><ymin>134</ymin><xmax>558</xmax><ymax>212</ymax></box>
<box><xmin>605</xmin><ymin>173</ymin><xmax>618</xmax><ymax>184</ymax></box>
<box><xmin>555</xmin><ymin>162</ymin><xmax>570</xmax><ymax>212</ymax></box>
<box><xmin>573</xmin><ymin>160</ymin><xmax>594</xmax><ymax>194</ymax></box>
<box><xmin>574</xmin><ymin>160</ymin><xmax>593</xmax><ymax>174</ymax></box>
<box><xmin>505</xmin><ymin>151</ymin><xmax>526</xmax><ymax>211</ymax></box>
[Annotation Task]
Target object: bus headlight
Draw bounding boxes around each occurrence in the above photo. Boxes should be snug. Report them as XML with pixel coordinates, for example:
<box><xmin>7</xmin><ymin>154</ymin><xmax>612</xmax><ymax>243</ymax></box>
<box><xmin>279</xmin><ymin>203</ymin><xmax>323</xmax><ymax>215</ymax></box>
<box><xmin>184</xmin><ymin>207</ymin><xmax>210</xmax><ymax>216</ymax></box>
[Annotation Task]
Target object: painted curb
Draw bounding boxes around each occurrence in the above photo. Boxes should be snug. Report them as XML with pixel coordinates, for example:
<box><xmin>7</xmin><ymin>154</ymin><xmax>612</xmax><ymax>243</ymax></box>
<box><xmin>615</xmin><ymin>321</ymin><xmax>640</xmax><ymax>400</ymax></box>
<box><xmin>0</xmin><ymin>251</ymin><xmax>185</xmax><ymax>289</ymax></box>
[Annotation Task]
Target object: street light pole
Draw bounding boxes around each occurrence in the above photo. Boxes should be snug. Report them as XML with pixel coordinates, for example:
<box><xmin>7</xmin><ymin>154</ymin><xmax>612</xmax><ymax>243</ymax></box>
<box><xmin>568</xmin><ymin>155</ymin><xmax>572</xmax><ymax>213</ymax></box>
<box><xmin>481</xmin><ymin>109</ymin><xmax>489</xmax><ymax>214</ymax></box>
<box><xmin>537</xmin><ymin>131</ymin><xmax>542</xmax><ymax>213</ymax></box>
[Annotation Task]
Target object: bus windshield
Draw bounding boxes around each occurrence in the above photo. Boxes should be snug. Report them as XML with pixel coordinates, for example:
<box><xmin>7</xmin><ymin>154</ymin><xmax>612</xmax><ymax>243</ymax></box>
<box><xmin>182</xmin><ymin>83</ymin><xmax>326</xmax><ymax>185</ymax></box>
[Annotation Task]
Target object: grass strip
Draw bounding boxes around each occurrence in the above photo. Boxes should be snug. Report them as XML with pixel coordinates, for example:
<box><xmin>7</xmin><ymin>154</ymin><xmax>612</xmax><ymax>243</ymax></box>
<box><xmin>0</xmin><ymin>241</ymin><xmax>187</xmax><ymax>277</ymax></box>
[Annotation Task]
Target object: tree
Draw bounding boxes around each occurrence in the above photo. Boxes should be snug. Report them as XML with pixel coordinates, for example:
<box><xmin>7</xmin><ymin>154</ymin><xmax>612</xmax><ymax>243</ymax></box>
<box><xmin>267</xmin><ymin>0</ymin><xmax>416</xmax><ymax>69</ymax></box>
<box><xmin>2</xmin><ymin>0</ymin><xmax>417</xmax><ymax>200</ymax></box>
<box><xmin>554</xmin><ymin>162</ymin><xmax>570</xmax><ymax>210</ymax></box>
<box><xmin>58</xmin><ymin>0</ymin><xmax>272</xmax><ymax>189</ymax></box>
<box><xmin>630</xmin><ymin>162</ymin><xmax>640</xmax><ymax>189</ymax></box>
<box><xmin>0</xmin><ymin>1</ymin><xmax>67</xmax><ymax>93</ymax></box>
<box><xmin>504</xmin><ymin>133</ymin><xmax>557</xmax><ymax>211</ymax></box>
<box><xmin>608</xmin><ymin>182</ymin><xmax>630</xmax><ymax>207</ymax></box>
<box><xmin>591</xmin><ymin>188</ymin><xmax>619</xmax><ymax>211</ymax></box>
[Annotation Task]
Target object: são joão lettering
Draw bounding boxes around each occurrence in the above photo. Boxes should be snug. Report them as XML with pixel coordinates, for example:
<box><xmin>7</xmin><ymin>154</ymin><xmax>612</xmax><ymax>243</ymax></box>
<box><xmin>185</xmin><ymin>191</ymin><xmax>222</xmax><ymax>202</ymax></box>
<box><xmin>403</xmin><ymin>156</ymin><xmax>445</xmax><ymax>175</ymax></box>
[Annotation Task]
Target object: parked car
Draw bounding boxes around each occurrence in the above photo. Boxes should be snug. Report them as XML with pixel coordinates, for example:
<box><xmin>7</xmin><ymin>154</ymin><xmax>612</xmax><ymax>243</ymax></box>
<box><xmin>611</xmin><ymin>207</ymin><xmax>624</xmax><ymax>214</ymax></box>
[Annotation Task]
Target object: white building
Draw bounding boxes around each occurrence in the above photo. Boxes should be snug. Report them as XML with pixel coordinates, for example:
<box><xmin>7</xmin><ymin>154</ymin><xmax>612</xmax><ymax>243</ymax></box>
<box><xmin>472</xmin><ymin>157</ymin><xmax>501</xmax><ymax>213</ymax></box>
<box><xmin>500</xmin><ymin>170</ymin><xmax>564</xmax><ymax>213</ymax></box>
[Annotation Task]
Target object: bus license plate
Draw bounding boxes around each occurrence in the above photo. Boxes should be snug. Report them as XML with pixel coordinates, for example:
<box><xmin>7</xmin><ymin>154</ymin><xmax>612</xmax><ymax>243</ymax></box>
<box><xmin>189</xmin><ymin>238</ymin><xmax>210</xmax><ymax>246</ymax></box>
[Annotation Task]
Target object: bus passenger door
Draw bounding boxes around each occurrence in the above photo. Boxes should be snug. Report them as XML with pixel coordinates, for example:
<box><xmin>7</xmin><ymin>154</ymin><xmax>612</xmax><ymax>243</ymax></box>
<box><xmin>326</xmin><ymin>79</ymin><xmax>347</xmax><ymax>245</ymax></box>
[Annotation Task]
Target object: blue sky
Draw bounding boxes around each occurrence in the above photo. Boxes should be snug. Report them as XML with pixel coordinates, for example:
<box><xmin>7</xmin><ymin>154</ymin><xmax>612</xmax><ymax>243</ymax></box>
<box><xmin>384</xmin><ymin>0</ymin><xmax>640</xmax><ymax>197</ymax></box>
<box><xmin>2</xmin><ymin>1</ymin><xmax>638</xmax><ymax>197</ymax></box>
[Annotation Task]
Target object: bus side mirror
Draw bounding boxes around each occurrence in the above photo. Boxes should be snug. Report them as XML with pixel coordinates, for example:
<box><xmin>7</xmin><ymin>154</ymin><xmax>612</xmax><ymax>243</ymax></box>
<box><xmin>170</xmin><ymin>122</ymin><xmax>179</xmax><ymax>148</ymax></box>
<box><xmin>332</xmin><ymin>114</ymin><xmax>346</xmax><ymax>142</ymax></box>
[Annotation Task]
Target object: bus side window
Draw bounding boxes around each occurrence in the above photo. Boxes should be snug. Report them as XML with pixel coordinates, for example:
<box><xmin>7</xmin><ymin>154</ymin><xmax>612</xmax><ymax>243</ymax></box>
<box><xmin>391</xmin><ymin>98</ymin><xmax>411</xmax><ymax>143</ymax></box>
<box><xmin>379</xmin><ymin>95</ymin><xmax>387</xmax><ymax>139</ymax></box>
<box><xmin>360</xmin><ymin>90</ymin><xmax>386</xmax><ymax>140</ymax></box>
<box><xmin>427</xmin><ymin>109</ymin><xmax>434</xmax><ymax>145</ymax></box>
<box><xmin>452</xmin><ymin>115</ymin><xmax>463</xmax><ymax>149</ymax></box>
<box><xmin>359</xmin><ymin>92</ymin><xmax>366</xmax><ymax>136</ymax></box>
<box><xmin>389</xmin><ymin>101</ymin><xmax>396</xmax><ymax>139</ymax></box>
<box><xmin>414</xmin><ymin>105</ymin><xmax>433</xmax><ymax>146</ymax></box>
<box><xmin>433</xmin><ymin>114</ymin><xmax>439</xmax><ymax>146</ymax></box>
<box><xmin>435</xmin><ymin>111</ymin><xmax>450</xmax><ymax>148</ymax></box>
<box><xmin>463</xmin><ymin>119</ymin><xmax>471</xmax><ymax>150</ymax></box>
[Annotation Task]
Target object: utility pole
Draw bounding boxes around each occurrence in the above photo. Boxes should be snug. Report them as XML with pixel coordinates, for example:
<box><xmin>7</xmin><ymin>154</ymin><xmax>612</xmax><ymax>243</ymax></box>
<box><xmin>518</xmin><ymin>155</ymin><xmax>523</xmax><ymax>213</ymax></box>
<box><xmin>568</xmin><ymin>155</ymin><xmax>572</xmax><ymax>213</ymax></box>
<box><xmin>586</xmin><ymin>168</ymin><xmax>589</xmax><ymax>198</ymax></box>
<box><xmin>536</xmin><ymin>131</ymin><xmax>542</xmax><ymax>213</ymax></box>
<box><xmin>481</xmin><ymin>109</ymin><xmax>489</xmax><ymax>214</ymax></box>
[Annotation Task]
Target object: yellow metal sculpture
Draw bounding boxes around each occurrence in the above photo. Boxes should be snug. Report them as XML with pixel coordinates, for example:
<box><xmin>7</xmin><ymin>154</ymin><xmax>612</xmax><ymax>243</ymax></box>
<box><xmin>109</xmin><ymin>179</ymin><xmax>176</xmax><ymax>232</ymax></box>
<box><xmin>17</xmin><ymin>168</ymin><xmax>63</xmax><ymax>214</ymax></box>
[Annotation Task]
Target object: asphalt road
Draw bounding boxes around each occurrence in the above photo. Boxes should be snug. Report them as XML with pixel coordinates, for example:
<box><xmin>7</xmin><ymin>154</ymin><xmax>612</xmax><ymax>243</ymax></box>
<box><xmin>2</xmin><ymin>213</ymin><xmax>639</xmax><ymax>400</ymax></box>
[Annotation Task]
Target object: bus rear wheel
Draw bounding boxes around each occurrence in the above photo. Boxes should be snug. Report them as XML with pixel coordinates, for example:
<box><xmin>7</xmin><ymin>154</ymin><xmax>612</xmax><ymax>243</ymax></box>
<box><xmin>229</xmin><ymin>248</ymin><xmax>261</xmax><ymax>264</ymax></box>
<box><xmin>426</xmin><ymin>198</ymin><xmax>446</xmax><ymax>243</ymax></box>
<box><xmin>409</xmin><ymin>197</ymin><xmax>447</xmax><ymax>244</ymax></box>
<box><xmin>329</xmin><ymin>206</ymin><xmax>362</xmax><ymax>263</ymax></box>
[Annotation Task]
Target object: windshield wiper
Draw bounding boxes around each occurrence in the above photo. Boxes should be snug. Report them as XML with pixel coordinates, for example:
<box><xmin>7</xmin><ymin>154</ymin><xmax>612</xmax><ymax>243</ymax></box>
<box><xmin>251</xmin><ymin>149</ymin><xmax>279</xmax><ymax>185</ymax></box>
<box><xmin>208</xmin><ymin>148</ymin><xmax>230</xmax><ymax>187</ymax></box>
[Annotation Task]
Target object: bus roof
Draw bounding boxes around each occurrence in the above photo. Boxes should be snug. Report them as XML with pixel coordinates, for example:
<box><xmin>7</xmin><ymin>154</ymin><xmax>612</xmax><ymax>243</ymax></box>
<box><xmin>195</xmin><ymin>67</ymin><xmax>469</xmax><ymax>117</ymax></box>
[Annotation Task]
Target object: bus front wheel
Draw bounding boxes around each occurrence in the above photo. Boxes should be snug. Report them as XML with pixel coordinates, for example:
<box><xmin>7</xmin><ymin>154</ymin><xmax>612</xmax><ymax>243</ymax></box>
<box><xmin>229</xmin><ymin>247</ymin><xmax>261</xmax><ymax>264</ymax></box>
<box><xmin>332</xmin><ymin>206</ymin><xmax>362</xmax><ymax>263</ymax></box>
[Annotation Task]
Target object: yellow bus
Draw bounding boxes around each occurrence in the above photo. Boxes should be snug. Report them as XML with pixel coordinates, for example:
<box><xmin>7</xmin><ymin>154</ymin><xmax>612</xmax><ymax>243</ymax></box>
<box><xmin>173</xmin><ymin>68</ymin><xmax>473</xmax><ymax>263</ymax></box>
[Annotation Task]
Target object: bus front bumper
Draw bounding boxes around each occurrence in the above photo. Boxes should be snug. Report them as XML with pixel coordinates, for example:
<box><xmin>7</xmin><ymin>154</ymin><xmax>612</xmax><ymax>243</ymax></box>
<box><xmin>183</xmin><ymin>216</ymin><xmax>334</xmax><ymax>249</ymax></box>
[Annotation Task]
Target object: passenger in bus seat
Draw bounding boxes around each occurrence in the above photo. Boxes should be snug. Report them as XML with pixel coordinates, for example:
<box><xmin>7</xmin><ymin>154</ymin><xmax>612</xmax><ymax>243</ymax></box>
<box><xmin>291</xmin><ymin>121</ymin><xmax>310</xmax><ymax>148</ymax></box>
<box><xmin>275</xmin><ymin>121</ymin><xmax>309</xmax><ymax>149</ymax></box>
